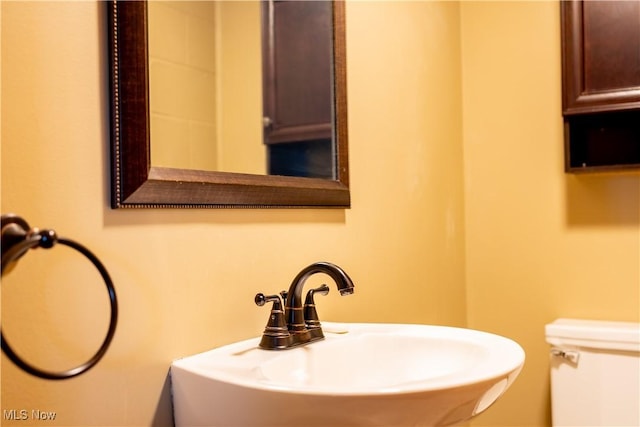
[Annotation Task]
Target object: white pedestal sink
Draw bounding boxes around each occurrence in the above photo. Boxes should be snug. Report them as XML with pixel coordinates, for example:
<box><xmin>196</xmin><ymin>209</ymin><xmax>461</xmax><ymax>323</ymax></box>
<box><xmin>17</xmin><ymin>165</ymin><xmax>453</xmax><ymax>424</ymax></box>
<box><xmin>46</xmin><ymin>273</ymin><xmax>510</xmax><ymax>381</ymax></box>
<box><xmin>171</xmin><ymin>322</ymin><xmax>525</xmax><ymax>426</ymax></box>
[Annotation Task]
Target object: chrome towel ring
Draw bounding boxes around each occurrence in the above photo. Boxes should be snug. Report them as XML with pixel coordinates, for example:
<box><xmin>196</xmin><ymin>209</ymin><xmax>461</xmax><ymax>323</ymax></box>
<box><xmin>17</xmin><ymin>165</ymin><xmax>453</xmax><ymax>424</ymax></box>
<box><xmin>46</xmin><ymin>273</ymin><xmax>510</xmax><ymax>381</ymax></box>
<box><xmin>1</xmin><ymin>214</ymin><xmax>118</xmax><ymax>380</ymax></box>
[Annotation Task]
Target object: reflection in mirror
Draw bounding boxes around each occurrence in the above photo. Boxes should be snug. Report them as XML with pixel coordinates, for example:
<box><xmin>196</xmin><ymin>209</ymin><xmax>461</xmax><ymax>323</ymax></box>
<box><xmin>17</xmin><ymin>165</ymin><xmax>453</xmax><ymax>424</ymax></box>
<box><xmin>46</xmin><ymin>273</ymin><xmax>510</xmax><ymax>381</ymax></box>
<box><xmin>108</xmin><ymin>0</ymin><xmax>349</xmax><ymax>208</ymax></box>
<box><xmin>146</xmin><ymin>0</ymin><xmax>335</xmax><ymax>179</ymax></box>
<box><xmin>262</xmin><ymin>0</ymin><xmax>334</xmax><ymax>179</ymax></box>
<box><xmin>148</xmin><ymin>1</ymin><xmax>264</xmax><ymax>175</ymax></box>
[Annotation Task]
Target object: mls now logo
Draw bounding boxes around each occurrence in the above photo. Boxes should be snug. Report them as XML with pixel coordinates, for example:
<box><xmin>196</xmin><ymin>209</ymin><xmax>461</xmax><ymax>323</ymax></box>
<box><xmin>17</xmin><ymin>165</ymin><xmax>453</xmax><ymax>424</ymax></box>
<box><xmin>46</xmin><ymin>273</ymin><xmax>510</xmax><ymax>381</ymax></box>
<box><xmin>3</xmin><ymin>409</ymin><xmax>57</xmax><ymax>421</ymax></box>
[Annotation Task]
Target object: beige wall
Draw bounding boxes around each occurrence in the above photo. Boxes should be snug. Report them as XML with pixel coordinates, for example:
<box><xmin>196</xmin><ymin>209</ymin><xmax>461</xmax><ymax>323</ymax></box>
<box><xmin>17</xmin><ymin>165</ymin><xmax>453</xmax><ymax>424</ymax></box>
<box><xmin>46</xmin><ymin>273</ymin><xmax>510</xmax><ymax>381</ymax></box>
<box><xmin>0</xmin><ymin>1</ymin><xmax>638</xmax><ymax>427</ymax></box>
<box><xmin>1</xmin><ymin>2</ymin><xmax>465</xmax><ymax>426</ymax></box>
<box><xmin>462</xmin><ymin>2</ymin><xmax>640</xmax><ymax>426</ymax></box>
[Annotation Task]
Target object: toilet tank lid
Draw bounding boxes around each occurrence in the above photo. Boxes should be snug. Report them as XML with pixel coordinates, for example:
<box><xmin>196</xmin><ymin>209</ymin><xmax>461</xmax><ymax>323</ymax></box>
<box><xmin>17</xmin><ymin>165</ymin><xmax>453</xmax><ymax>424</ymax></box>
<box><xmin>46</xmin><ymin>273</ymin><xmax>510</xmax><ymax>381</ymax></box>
<box><xmin>545</xmin><ymin>318</ymin><xmax>640</xmax><ymax>351</ymax></box>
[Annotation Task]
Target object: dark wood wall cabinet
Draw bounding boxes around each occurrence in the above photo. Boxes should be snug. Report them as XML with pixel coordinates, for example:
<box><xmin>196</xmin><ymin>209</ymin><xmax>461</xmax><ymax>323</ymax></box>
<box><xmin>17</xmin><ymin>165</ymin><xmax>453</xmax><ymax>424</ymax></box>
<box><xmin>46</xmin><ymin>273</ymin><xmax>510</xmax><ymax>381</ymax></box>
<box><xmin>561</xmin><ymin>0</ymin><xmax>640</xmax><ymax>172</ymax></box>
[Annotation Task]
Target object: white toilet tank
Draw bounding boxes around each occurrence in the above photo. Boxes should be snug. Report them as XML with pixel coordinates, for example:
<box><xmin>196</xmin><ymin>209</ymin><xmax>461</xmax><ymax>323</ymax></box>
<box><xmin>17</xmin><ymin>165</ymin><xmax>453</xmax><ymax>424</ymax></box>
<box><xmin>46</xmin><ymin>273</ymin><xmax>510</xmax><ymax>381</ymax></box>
<box><xmin>545</xmin><ymin>318</ymin><xmax>640</xmax><ymax>426</ymax></box>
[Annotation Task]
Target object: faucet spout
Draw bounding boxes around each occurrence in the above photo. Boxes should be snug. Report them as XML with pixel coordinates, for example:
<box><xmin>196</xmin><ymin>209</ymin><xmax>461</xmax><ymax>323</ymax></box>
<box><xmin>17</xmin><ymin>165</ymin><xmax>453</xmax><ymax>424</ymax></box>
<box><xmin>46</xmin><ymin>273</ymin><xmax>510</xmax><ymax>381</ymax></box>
<box><xmin>285</xmin><ymin>262</ymin><xmax>355</xmax><ymax>335</ymax></box>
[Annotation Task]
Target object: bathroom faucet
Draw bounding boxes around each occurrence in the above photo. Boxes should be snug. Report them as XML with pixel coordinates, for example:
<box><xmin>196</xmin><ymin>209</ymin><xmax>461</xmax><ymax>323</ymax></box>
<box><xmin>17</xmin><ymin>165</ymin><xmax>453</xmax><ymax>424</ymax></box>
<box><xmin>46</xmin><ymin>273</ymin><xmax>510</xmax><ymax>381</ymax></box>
<box><xmin>255</xmin><ymin>262</ymin><xmax>354</xmax><ymax>350</ymax></box>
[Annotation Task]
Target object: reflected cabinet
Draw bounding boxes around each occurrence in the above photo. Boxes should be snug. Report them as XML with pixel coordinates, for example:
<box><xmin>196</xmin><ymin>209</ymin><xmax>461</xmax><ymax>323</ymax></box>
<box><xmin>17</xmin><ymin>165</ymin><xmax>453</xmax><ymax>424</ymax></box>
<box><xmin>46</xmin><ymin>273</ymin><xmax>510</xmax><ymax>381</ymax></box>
<box><xmin>262</xmin><ymin>0</ymin><xmax>334</xmax><ymax>179</ymax></box>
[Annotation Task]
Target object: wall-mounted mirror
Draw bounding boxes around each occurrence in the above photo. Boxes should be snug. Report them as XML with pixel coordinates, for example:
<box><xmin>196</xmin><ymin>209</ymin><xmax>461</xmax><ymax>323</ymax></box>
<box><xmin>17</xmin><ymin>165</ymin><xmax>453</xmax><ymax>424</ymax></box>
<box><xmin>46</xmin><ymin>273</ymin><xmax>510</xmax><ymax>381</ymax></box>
<box><xmin>108</xmin><ymin>0</ymin><xmax>349</xmax><ymax>208</ymax></box>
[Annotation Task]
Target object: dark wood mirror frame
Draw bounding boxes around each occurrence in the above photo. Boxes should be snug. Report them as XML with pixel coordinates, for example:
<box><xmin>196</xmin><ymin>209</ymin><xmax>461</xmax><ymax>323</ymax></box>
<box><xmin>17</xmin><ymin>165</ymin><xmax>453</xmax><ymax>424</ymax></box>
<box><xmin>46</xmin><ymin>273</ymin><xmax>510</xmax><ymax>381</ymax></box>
<box><xmin>107</xmin><ymin>0</ymin><xmax>349</xmax><ymax>208</ymax></box>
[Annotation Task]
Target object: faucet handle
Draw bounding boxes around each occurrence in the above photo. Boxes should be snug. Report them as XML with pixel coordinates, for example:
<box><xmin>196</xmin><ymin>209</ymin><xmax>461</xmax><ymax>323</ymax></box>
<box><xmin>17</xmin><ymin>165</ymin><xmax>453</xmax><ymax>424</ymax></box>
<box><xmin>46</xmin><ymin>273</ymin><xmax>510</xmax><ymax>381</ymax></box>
<box><xmin>254</xmin><ymin>293</ymin><xmax>281</xmax><ymax>307</ymax></box>
<box><xmin>304</xmin><ymin>284</ymin><xmax>329</xmax><ymax>334</ymax></box>
<box><xmin>255</xmin><ymin>293</ymin><xmax>292</xmax><ymax>350</ymax></box>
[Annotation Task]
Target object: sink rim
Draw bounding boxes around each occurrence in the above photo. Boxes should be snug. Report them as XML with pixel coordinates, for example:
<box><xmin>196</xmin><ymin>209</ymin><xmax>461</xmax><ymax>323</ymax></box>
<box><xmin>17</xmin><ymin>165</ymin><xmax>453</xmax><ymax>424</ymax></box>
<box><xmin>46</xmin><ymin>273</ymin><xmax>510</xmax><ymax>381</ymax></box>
<box><xmin>171</xmin><ymin>322</ymin><xmax>525</xmax><ymax>397</ymax></box>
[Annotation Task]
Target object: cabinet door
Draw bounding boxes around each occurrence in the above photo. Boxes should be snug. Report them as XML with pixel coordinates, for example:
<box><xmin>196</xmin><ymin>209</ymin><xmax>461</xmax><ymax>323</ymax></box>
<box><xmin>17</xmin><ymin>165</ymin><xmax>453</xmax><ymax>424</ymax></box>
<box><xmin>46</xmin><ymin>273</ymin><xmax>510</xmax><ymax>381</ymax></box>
<box><xmin>262</xmin><ymin>0</ymin><xmax>333</xmax><ymax>145</ymax></box>
<box><xmin>561</xmin><ymin>0</ymin><xmax>640</xmax><ymax>115</ymax></box>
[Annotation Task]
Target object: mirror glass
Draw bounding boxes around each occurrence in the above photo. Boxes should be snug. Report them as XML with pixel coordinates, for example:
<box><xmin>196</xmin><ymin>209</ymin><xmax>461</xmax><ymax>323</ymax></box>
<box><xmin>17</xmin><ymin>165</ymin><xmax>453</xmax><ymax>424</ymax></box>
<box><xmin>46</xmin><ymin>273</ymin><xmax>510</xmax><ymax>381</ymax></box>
<box><xmin>108</xmin><ymin>0</ymin><xmax>348</xmax><ymax>208</ymax></box>
<box><xmin>148</xmin><ymin>1</ymin><xmax>334</xmax><ymax>178</ymax></box>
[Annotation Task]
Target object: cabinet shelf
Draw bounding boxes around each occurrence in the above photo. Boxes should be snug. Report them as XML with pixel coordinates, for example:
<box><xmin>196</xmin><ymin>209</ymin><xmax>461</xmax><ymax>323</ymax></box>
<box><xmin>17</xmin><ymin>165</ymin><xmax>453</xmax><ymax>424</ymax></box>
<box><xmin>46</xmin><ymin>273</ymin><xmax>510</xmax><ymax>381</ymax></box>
<box><xmin>564</xmin><ymin>111</ymin><xmax>640</xmax><ymax>172</ymax></box>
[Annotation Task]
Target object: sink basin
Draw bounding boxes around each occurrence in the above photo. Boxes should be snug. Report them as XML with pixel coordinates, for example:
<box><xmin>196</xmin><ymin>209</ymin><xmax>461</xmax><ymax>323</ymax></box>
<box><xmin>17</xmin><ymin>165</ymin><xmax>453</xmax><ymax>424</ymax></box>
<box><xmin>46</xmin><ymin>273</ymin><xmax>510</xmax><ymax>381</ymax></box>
<box><xmin>171</xmin><ymin>322</ymin><xmax>525</xmax><ymax>426</ymax></box>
